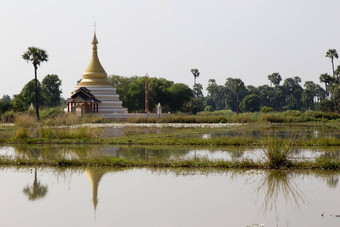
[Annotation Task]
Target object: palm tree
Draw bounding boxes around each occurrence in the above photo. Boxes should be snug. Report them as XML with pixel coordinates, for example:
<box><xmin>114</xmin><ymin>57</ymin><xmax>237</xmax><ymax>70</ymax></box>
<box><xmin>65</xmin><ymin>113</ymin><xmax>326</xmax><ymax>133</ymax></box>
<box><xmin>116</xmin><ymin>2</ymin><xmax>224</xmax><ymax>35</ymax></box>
<box><xmin>335</xmin><ymin>65</ymin><xmax>340</xmax><ymax>84</ymax></box>
<box><xmin>229</xmin><ymin>79</ymin><xmax>245</xmax><ymax>115</ymax></box>
<box><xmin>22</xmin><ymin>47</ymin><xmax>48</xmax><ymax>120</ymax></box>
<box><xmin>319</xmin><ymin>73</ymin><xmax>333</xmax><ymax>93</ymax></box>
<box><xmin>267</xmin><ymin>72</ymin><xmax>282</xmax><ymax>87</ymax></box>
<box><xmin>326</xmin><ymin>49</ymin><xmax>338</xmax><ymax>77</ymax></box>
<box><xmin>191</xmin><ymin>68</ymin><xmax>200</xmax><ymax>85</ymax></box>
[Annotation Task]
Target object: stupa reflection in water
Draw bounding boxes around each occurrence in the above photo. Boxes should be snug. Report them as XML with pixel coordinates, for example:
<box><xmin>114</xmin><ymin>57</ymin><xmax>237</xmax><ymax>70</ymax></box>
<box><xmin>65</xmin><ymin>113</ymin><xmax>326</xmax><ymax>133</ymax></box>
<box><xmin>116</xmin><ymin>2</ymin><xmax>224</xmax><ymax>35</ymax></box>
<box><xmin>85</xmin><ymin>168</ymin><xmax>107</xmax><ymax>214</ymax></box>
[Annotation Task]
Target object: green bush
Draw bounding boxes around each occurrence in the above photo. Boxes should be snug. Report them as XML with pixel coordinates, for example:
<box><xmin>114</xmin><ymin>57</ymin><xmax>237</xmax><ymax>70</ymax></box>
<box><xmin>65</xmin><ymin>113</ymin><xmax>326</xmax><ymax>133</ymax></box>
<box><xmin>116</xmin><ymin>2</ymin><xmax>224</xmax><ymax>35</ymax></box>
<box><xmin>1</xmin><ymin>110</ymin><xmax>15</xmax><ymax>123</ymax></box>
<box><xmin>204</xmin><ymin>105</ymin><xmax>215</xmax><ymax>112</ymax></box>
<box><xmin>40</xmin><ymin>107</ymin><xmax>65</xmax><ymax>119</ymax></box>
<box><xmin>260</xmin><ymin>106</ymin><xmax>273</xmax><ymax>113</ymax></box>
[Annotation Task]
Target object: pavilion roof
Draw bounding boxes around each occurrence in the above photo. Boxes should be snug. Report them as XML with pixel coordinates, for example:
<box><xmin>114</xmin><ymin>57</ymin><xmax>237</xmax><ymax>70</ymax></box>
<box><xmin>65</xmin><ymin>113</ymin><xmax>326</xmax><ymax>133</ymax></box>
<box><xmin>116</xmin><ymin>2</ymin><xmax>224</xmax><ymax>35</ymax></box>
<box><xmin>65</xmin><ymin>87</ymin><xmax>101</xmax><ymax>103</ymax></box>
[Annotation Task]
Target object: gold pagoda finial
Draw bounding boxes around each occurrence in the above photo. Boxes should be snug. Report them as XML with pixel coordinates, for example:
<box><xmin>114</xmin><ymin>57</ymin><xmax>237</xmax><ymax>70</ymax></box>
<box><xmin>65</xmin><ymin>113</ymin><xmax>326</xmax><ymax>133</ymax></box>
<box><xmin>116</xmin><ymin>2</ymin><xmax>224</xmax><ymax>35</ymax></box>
<box><xmin>92</xmin><ymin>22</ymin><xmax>98</xmax><ymax>45</ymax></box>
<box><xmin>78</xmin><ymin>27</ymin><xmax>110</xmax><ymax>86</ymax></box>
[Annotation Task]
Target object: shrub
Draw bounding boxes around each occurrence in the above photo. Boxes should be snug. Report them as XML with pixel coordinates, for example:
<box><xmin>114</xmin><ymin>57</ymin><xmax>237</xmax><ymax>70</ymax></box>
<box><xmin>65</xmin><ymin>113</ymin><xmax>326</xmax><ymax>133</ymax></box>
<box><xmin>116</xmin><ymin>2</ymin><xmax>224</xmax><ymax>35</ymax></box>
<box><xmin>204</xmin><ymin>105</ymin><xmax>215</xmax><ymax>112</ymax></box>
<box><xmin>1</xmin><ymin>110</ymin><xmax>15</xmax><ymax>123</ymax></box>
<box><xmin>40</xmin><ymin>107</ymin><xmax>65</xmax><ymax>119</ymax></box>
<box><xmin>260</xmin><ymin>106</ymin><xmax>273</xmax><ymax>113</ymax></box>
<box><xmin>259</xmin><ymin>113</ymin><xmax>284</xmax><ymax>123</ymax></box>
<box><xmin>15</xmin><ymin>128</ymin><xmax>28</xmax><ymax>139</ymax></box>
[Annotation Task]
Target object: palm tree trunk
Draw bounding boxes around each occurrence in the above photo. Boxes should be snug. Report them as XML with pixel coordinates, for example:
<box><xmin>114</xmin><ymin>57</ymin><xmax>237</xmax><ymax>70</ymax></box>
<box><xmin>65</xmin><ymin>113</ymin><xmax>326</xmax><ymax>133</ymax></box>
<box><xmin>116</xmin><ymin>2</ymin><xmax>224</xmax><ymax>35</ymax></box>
<box><xmin>332</xmin><ymin>58</ymin><xmax>335</xmax><ymax>77</ymax></box>
<box><xmin>34</xmin><ymin>65</ymin><xmax>40</xmax><ymax>121</ymax></box>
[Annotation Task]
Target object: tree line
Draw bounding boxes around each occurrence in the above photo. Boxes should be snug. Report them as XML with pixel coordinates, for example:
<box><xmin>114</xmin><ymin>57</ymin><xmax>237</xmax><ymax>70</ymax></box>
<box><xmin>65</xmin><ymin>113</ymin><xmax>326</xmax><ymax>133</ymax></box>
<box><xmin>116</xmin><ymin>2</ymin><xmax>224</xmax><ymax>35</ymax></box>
<box><xmin>189</xmin><ymin>49</ymin><xmax>340</xmax><ymax>113</ymax></box>
<box><xmin>1</xmin><ymin>47</ymin><xmax>339</xmax><ymax>117</ymax></box>
<box><xmin>0</xmin><ymin>74</ymin><xmax>62</xmax><ymax>115</ymax></box>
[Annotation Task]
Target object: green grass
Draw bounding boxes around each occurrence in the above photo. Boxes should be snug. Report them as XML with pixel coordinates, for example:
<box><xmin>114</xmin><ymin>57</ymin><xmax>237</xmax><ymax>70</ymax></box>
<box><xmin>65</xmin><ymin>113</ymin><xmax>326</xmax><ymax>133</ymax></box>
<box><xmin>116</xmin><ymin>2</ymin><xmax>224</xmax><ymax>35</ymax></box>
<box><xmin>127</xmin><ymin>110</ymin><xmax>340</xmax><ymax>123</ymax></box>
<box><xmin>5</xmin><ymin>134</ymin><xmax>340</xmax><ymax>146</ymax></box>
<box><xmin>0</xmin><ymin>156</ymin><xmax>339</xmax><ymax>170</ymax></box>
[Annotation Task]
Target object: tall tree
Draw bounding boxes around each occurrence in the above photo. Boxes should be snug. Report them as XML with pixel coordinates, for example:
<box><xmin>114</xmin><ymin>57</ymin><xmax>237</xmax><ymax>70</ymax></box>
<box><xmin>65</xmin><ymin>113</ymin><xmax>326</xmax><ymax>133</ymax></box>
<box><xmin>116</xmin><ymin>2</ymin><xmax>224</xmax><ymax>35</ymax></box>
<box><xmin>225</xmin><ymin>78</ymin><xmax>245</xmax><ymax>115</ymax></box>
<box><xmin>304</xmin><ymin>81</ymin><xmax>318</xmax><ymax>109</ymax></box>
<box><xmin>326</xmin><ymin>49</ymin><xmax>338</xmax><ymax>77</ymax></box>
<box><xmin>267</xmin><ymin>72</ymin><xmax>282</xmax><ymax>87</ymax></box>
<box><xmin>21</xmin><ymin>79</ymin><xmax>44</xmax><ymax>107</ymax></box>
<box><xmin>191</xmin><ymin>69</ymin><xmax>200</xmax><ymax>85</ymax></box>
<box><xmin>239</xmin><ymin>94</ymin><xmax>260</xmax><ymax>112</ymax></box>
<box><xmin>193</xmin><ymin>83</ymin><xmax>204</xmax><ymax>99</ymax></box>
<box><xmin>22</xmin><ymin>47</ymin><xmax>48</xmax><ymax>120</ymax></box>
<box><xmin>334</xmin><ymin>65</ymin><xmax>340</xmax><ymax>84</ymax></box>
<box><xmin>206</xmin><ymin>79</ymin><xmax>227</xmax><ymax>110</ymax></box>
<box><xmin>283</xmin><ymin>77</ymin><xmax>303</xmax><ymax>110</ymax></box>
<box><xmin>41</xmin><ymin>74</ymin><xmax>62</xmax><ymax>107</ymax></box>
<box><xmin>319</xmin><ymin>73</ymin><xmax>334</xmax><ymax>93</ymax></box>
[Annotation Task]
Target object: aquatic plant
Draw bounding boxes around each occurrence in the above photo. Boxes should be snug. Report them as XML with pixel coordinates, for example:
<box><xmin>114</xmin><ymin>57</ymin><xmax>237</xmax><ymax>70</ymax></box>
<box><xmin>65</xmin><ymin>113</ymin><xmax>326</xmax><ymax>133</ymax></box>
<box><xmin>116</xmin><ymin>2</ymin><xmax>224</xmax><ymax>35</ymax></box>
<box><xmin>263</xmin><ymin>135</ymin><xmax>295</xmax><ymax>169</ymax></box>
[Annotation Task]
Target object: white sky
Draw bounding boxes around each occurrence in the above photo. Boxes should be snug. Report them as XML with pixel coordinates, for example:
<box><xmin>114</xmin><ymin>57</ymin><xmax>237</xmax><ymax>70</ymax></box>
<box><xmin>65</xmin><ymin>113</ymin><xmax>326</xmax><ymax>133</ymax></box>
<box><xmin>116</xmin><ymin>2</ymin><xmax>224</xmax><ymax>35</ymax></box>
<box><xmin>1</xmin><ymin>0</ymin><xmax>340</xmax><ymax>98</ymax></box>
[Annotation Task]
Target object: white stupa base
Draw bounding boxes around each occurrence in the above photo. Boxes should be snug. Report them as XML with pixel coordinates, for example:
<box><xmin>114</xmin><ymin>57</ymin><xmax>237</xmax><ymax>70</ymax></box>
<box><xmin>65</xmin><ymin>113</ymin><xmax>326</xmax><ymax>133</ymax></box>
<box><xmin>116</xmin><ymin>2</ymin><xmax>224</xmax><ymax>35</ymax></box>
<box><xmin>75</xmin><ymin>84</ymin><xmax>127</xmax><ymax>114</ymax></box>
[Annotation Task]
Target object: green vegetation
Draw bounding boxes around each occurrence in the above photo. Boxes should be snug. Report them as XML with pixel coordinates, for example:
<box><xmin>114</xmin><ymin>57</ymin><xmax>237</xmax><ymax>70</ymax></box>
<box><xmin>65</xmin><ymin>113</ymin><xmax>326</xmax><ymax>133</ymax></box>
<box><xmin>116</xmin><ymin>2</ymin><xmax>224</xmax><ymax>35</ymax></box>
<box><xmin>108</xmin><ymin>75</ymin><xmax>193</xmax><ymax>113</ymax></box>
<box><xmin>128</xmin><ymin>110</ymin><xmax>340</xmax><ymax>123</ymax></box>
<box><xmin>22</xmin><ymin>46</ymin><xmax>49</xmax><ymax>120</ymax></box>
<box><xmin>0</xmin><ymin>155</ymin><xmax>339</xmax><ymax>170</ymax></box>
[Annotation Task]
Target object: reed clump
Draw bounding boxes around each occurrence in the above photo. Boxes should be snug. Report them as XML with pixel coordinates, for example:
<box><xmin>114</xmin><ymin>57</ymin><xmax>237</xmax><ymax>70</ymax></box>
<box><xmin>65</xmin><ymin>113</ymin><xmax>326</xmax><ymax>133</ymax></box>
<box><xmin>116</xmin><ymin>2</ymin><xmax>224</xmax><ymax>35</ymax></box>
<box><xmin>263</xmin><ymin>135</ymin><xmax>296</xmax><ymax>169</ymax></box>
<box><xmin>39</xmin><ymin>126</ymin><xmax>103</xmax><ymax>140</ymax></box>
<box><xmin>14</xmin><ymin>114</ymin><xmax>38</xmax><ymax>139</ymax></box>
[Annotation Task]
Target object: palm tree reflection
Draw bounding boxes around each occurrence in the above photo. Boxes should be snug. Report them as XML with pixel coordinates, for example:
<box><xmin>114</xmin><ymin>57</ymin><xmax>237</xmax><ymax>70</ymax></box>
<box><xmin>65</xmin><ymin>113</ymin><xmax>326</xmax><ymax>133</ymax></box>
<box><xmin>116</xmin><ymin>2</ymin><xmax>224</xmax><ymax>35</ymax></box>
<box><xmin>23</xmin><ymin>167</ymin><xmax>48</xmax><ymax>201</ymax></box>
<box><xmin>326</xmin><ymin>175</ymin><xmax>339</xmax><ymax>188</ymax></box>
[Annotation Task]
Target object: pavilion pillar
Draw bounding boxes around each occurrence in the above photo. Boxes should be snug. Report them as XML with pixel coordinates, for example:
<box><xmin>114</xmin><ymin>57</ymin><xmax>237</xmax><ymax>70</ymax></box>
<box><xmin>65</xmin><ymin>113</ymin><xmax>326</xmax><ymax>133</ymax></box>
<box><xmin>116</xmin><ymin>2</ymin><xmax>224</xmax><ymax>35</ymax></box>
<box><xmin>67</xmin><ymin>103</ymin><xmax>70</xmax><ymax>113</ymax></box>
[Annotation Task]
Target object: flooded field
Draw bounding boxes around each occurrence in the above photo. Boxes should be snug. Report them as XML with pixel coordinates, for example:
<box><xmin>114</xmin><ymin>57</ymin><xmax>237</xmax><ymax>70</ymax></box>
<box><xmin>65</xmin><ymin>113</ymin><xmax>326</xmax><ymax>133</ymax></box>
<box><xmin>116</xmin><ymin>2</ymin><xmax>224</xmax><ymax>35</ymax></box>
<box><xmin>0</xmin><ymin>167</ymin><xmax>339</xmax><ymax>227</ymax></box>
<box><xmin>98</xmin><ymin>122</ymin><xmax>340</xmax><ymax>139</ymax></box>
<box><xmin>1</xmin><ymin>145</ymin><xmax>339</xmax><ymax>162</ymax></box>
<box><xmin>1</xmin><ymin>122</ymin><xmax>340</xmax><ymax>226</ymax></box>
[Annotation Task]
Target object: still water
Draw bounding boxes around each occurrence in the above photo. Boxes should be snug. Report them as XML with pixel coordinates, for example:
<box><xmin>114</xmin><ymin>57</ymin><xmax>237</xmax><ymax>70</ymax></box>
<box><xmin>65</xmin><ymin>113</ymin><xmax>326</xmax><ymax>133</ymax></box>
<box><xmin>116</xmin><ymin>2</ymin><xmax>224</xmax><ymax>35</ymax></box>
<box><xmin>0</xmin><ymin>167</ymin><xmax>339</xmax><ymax>227</ymax></box>
<box><xmin>1</xmin><ymin>145</ymin><xmax>339</xmax><ymax>162</ymax></box>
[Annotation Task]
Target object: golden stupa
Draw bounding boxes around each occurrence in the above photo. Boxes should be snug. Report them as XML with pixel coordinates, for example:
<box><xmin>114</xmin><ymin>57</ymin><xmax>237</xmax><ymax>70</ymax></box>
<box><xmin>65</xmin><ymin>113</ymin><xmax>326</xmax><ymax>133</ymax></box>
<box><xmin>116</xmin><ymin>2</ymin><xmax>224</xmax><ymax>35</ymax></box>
<box><xmin>70</xmin><ymin>31</ymin><xmax>127</xmax><ymax>114</ymax></box>
<box><xmin>78</xmin><ymin>32</ymin><xmax>110</xmax><ymax>86</ymax></box>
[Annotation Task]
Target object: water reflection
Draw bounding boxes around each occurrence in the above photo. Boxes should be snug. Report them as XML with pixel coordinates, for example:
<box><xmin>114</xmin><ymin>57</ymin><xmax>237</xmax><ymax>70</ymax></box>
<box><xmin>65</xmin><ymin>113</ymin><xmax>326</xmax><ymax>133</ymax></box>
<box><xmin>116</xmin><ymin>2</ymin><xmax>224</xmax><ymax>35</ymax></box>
<box><xmin>85</xmin><ymin>167</ymin><xmax>126</xmax><ymax>216</ymax></box>
<box><xmin>203</xmin><ymin>123</ymin><xmax>340</xmax><ymax>140</ymax></box>
<box><xmin>23</xmin><ymin>167</ymin><xmax>48</xmax><ymax>201</ymax></box>
<box><xmin>326</xmin><ymin>175</ymin><xmax>339</xmax><ymax>188</ymax></box>
<box><xmin>85</xmin><ymin>168</ymin><xmax>107</xmax><ymax>213</ymax></box>
<box><xmin>1</xmin><ymin>167</ymin><xmax>340</xmax><ymax>226</ymax></box>
<box><xmin>257</xmin><ymin>171</ymin><xmax>305</xmax><ymax>213</ymax></box>
<box><xmin>1</xmin><ymin>145</ymin><xmax>340</xmax><ymax>162</ymax></box>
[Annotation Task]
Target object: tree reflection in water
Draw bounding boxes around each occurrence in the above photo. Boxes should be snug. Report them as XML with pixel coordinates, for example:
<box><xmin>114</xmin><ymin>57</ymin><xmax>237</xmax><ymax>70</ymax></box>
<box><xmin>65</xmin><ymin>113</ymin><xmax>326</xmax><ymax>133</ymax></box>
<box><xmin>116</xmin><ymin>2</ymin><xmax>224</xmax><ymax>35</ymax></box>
<box><xmin>23</xmin><ymin>167</ymin><xmax>48</xmax><ymax>201</ymax></box>
<box><xmin>257</xmin><ymin>171</ymin><xmax>305</xmax><ymax>220</ymax></box>
<box><xmin>326</xmin><ymin>174</ymin><xmax>339</xmax><ymax>188</ymax></box>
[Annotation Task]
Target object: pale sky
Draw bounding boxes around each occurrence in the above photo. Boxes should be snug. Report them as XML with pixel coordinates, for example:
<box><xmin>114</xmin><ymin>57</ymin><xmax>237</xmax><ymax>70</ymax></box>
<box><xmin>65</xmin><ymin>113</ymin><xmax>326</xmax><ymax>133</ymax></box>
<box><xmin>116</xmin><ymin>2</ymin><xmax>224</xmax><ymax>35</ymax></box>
<box><xmin>1</xmin><ymin>0</ymin><xmax>340</xmax><ymax>98</ymax></box>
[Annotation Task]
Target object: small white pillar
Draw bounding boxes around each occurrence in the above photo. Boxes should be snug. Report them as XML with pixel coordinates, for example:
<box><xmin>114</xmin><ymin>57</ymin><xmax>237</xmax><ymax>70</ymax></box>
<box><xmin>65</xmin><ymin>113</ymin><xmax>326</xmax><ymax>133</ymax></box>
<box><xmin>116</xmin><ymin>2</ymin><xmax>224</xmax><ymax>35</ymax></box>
<box><xmin>157</xmin><ymin>103</ymin><xmax>162</xmax><ymax>115</ymax></box>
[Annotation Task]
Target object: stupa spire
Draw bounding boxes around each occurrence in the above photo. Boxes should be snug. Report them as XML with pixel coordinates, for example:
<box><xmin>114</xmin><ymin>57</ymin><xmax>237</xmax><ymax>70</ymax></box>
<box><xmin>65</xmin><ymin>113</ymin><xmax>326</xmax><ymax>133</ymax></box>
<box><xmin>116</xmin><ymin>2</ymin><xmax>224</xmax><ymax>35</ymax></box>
<box><xmin>92</xmin><ymin>23</ymin><xmax>98</xmax><ymax>45</ymax></box>
<box><xmin>78</xmin><ymin>27</ymin><xmax>109</xmax><ymax>86</ymax></box>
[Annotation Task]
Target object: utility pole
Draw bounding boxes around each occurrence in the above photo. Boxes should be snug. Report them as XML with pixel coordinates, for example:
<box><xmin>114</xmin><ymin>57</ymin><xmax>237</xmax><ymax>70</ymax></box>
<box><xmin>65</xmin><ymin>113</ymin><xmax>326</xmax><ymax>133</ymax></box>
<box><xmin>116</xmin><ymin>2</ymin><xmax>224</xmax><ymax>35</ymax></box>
<box><xmin>145</xmin><ymin>74</ymin><xmax>149</xmax><ymax>113</ymax></box>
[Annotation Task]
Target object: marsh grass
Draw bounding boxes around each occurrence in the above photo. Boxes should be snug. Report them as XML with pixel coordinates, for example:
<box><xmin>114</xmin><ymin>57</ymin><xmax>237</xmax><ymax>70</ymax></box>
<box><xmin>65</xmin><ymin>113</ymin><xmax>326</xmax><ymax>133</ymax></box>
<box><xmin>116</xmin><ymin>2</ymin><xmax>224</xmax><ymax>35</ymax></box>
<box><xmin>14</xmin><ymin>114</ymin><xmax>38</xmax><ymax>139</ymax></box>
<box><xmin>0</xmin><ymin>155</ymin><xmax>340</xmax><ymax>169</ymax></box>
<box><xmin>263</xmin><ymin>134</ymin><xmax>297</xmax><ymax>169</ymax></box>
<box><xmin>39</xmin><ymin>126</ymin><xmax>103</xmax><ymax>140</ymax></box>
<box><xmin>10</xmin><ymin>112</ymin><xmax>103</xmax><ymax>141</ymax></box>
<box><xmin>126</xmin><ymin>110</ymin><xmax>340</xmax><ymax>124</ymax></box>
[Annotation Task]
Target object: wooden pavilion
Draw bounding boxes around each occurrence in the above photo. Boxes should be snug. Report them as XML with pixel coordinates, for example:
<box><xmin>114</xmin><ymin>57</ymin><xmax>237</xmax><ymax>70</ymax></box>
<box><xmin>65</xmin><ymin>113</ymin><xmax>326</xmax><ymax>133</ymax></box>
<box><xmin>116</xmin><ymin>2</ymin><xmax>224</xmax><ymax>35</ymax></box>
<box><xmin>65</xmin><ymin>87</ymin><xmax>101</xmax><ymax>114</ymax></box>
